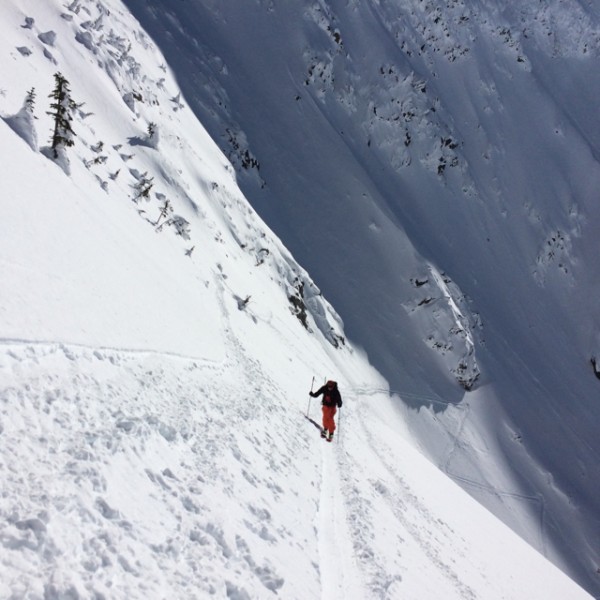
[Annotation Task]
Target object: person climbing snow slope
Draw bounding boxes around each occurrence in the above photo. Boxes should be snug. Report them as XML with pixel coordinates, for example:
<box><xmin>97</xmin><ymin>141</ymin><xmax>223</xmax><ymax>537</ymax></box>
<box><xmin>310</xmin><ymin>380</ymin><xmax>342</xmax><ymax>442</ymax></box>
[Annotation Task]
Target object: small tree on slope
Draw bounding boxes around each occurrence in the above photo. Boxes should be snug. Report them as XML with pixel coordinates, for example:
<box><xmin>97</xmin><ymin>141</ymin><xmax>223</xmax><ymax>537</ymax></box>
<box><xmin>47</xmin><ymin>72</ymin><xmax>77</xmax><ymax>160</ymax></box>
<box><xmin>24</xmin><ymin>88</ymin><xmax>36</xmax><ymax>113</ymax></box>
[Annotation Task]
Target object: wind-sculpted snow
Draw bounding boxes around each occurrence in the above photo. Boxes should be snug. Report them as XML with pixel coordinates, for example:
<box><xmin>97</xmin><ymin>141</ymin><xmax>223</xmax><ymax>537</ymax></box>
<box><xmin>2</xmin><ymin>101</ymin><xmax>38</xmax><ymax>151</ymax></box>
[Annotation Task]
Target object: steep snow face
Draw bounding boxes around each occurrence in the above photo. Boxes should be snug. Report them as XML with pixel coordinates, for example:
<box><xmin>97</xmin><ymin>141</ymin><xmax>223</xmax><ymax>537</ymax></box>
<box><xmin>118</xmin><ymin>0</ymin><xmax>600</xmax><ymax>594</ymax></box>
<box><xmin>0</xmin><ymin>0</ymin><xmax>595</xmax><ymax>598</ymax></box>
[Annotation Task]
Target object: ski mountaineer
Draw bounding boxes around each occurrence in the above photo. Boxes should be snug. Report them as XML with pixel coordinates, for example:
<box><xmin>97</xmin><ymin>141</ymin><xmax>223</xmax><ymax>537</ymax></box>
<box><xmin>309</xmin><ymin>380</ymin><xmax>342</xmax><ymax>442</ymax></box>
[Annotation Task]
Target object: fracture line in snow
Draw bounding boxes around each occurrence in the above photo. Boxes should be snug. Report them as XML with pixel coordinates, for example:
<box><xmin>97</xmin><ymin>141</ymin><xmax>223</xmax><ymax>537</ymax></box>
<box><xmin>0</xmin><ymin>337</ymin><xmax>223</xmax><ymax>365</ymax></box>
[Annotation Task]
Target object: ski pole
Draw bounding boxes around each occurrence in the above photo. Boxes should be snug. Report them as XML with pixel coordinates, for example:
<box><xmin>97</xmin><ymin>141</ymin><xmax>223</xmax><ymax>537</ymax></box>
<box><xmin>337</xmin><ymin>406</ymin><xmax>341</xmax><ymax>444</ymax></box>
<box><xmin>306</xmin><ymin>376</ymin><xmax>315</xmax><ymax>417</ymax></box>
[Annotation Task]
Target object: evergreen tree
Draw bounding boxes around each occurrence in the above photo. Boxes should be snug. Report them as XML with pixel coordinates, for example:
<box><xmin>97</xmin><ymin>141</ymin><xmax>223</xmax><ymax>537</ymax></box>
<box><xmin>146</xmin><ymin>121</ymin><xmax>160</xmax><ymax>149</ymax></box>
<box><xmin>154</xmin><ymin>199</ymin><xmax>173</xmax><ymax>226</ymax></box>
<box><xmin>47</xmin><ymin>72</ymin><xmax>77</xmax><ymax>159</ymax></box>
<box><xmin>132</xmin><ymin>174</ymin><xmax>154</xmax><ymax>203</ymax></box>
<box><xmin>25</xmin><ymin>88</ymin><xmax>36</xmax><ymax>114</ymax></box>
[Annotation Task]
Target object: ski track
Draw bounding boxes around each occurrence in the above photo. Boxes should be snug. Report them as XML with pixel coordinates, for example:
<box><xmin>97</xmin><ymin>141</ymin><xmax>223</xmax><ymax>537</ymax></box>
<box><xmin>312</xmin><ymin>390</ymin><xmax>480</xmax><ymax>600</ymax></box>
<box><xmin>356</xmin><ymin>410</ymin><xmax>477</xmax><ymax>600</ymax></box>
<box><xmin>317</xmin><ymin>444</ymin><xmax>367</xmax><ymax>600</ymax></box>
<box><xmin>310</xmin><ymin>397</ymin><xmax>407</xmax><ymax>600</ymax></box>
<box><xmin>332</xmin><ymin>446</ymin><xmax>404</xmax><ymax>599</ymax></box>
<box><xmin>350</xmin><ymin>386</ymin><xmax>550</xmax><ymax>558</ymax></box>
<box><xmin>317</xmin><ymin>451</ymin><xmax>342</xmax><ymax>599</ymax></box>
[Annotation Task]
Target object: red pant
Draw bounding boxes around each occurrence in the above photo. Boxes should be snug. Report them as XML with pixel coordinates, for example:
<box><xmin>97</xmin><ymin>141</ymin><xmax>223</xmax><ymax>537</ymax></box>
<box><xmin>322</xmin><ymin>405</ymin><xmax>337</xmax><ymax>433</ymax></box>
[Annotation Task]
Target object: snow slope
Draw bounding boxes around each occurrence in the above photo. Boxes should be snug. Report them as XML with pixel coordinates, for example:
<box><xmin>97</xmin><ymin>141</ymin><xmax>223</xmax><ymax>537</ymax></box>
<box><xmin>118</xmin><ymin>0</ymin><xmax>600</xmax><ymax>594</ymax></box>
<box><xmin>0</xmin><ymin>0</ymin><xmax>594</xmax><ymax>598</ymax></box>
<box><xmin>1</xmin><ymin>336</ymin><xmax>590</xmax><ymax>600</ymax></box>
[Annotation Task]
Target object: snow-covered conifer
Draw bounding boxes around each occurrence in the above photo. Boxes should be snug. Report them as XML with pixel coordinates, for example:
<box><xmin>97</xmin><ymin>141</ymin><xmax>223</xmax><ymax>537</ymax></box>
<box><xmin>154</xmin><ymin>198</ymin><xmax>173</xmax><ymax>227</ymax></box>
<box><xmin>132</xmin><ymin>174</ymin><xmax>154</xmax><ymax>202</ymax></box>
<box><xmin>25</xmin><ymin>88</ymin><xmax>36</xmax><ymax>113</ymax></box>
<box><xmin>146</xmin><ymin>121</ymin><xmax>160</xmax><ymax>149</ymax></box>
<box><xmin>47</xmin><ymin>72</ymin><xmax>77</xmax><ymax>160</ymax></box>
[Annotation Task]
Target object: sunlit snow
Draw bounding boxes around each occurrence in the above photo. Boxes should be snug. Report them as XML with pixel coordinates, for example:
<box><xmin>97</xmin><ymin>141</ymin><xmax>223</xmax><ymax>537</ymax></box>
<box><xmin>0</xmin><ymin>0</ymin><xmax>596</xmax><ymax>598</ymax></box>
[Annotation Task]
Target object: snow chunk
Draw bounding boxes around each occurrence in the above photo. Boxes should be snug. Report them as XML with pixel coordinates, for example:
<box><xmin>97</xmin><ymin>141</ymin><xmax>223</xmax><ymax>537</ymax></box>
<box><xmin>75</xmin><ymin>30</ymin><xmax>95</xmax><ymax>52</ymax></box>
<box><xmin>122</xmin><ymin>91</ymin><xmax>136</xmax><ymax>113</ymax></box>
<box><xmin>38</xmin><ymin>31</ymin><xmax>57</xmax><ymax>46</ymax></box>
<box><xmin>43</xmin><ymin>48</ymin><xmax>57</xmax><ymax>64</ymax></box>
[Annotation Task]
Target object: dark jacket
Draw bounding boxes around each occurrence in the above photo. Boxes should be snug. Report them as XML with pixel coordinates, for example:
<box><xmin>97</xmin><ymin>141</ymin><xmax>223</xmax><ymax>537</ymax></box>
<box><xmin>310</xmin><ymin>381</ymin><xmax>342</xmax><ymax>407</ymax></box>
